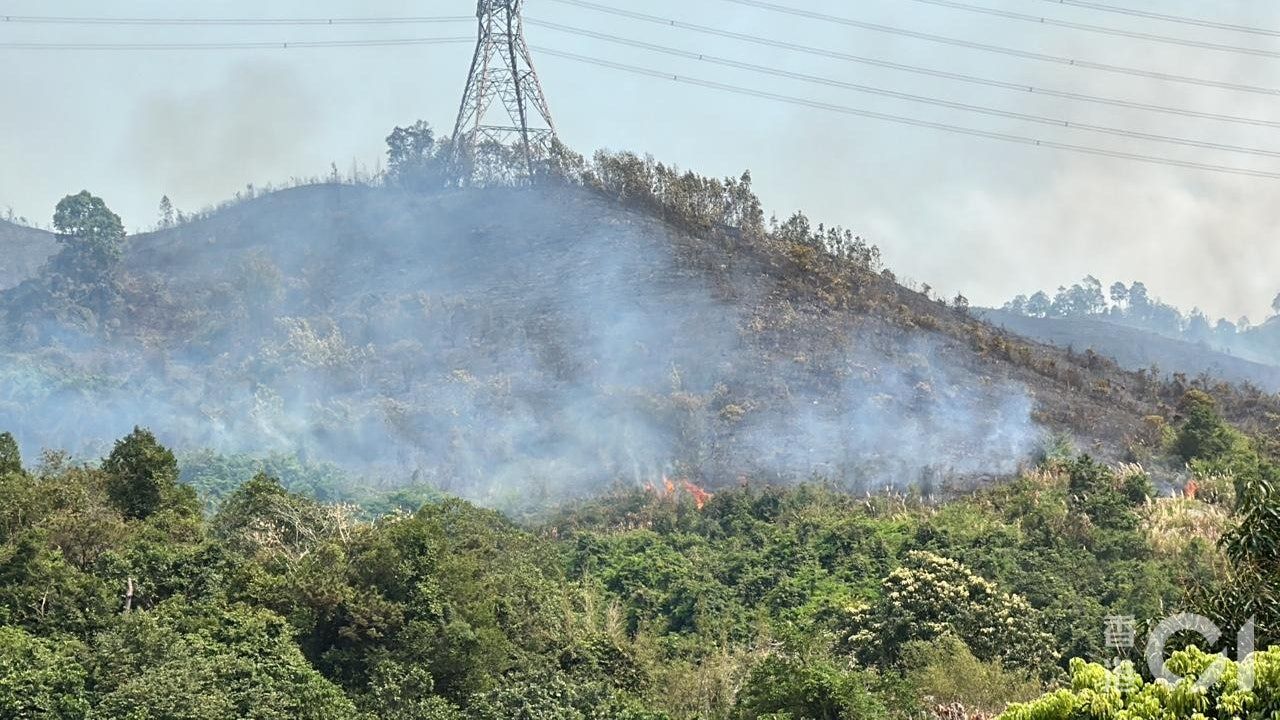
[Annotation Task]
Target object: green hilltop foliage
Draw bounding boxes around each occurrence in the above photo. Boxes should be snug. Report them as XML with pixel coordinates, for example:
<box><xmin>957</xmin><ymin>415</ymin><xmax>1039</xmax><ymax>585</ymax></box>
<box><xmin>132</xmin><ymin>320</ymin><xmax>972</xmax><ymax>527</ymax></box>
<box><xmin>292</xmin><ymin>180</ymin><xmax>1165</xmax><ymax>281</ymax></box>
<box><xmin>0</xmin><ymin>388</ymin><xmax>1276</xmax><ymax>719</ymax></box>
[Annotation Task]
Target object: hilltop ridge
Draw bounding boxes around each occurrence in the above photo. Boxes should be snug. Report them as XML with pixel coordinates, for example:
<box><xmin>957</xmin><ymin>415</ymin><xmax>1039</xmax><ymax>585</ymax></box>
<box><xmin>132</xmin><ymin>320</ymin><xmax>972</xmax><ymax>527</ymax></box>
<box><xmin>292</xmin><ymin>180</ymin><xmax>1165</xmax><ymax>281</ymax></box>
<box><xmin>0</xmin><ymin>218</ymin><xmax>56</xmax><ymax>289</ymax></box>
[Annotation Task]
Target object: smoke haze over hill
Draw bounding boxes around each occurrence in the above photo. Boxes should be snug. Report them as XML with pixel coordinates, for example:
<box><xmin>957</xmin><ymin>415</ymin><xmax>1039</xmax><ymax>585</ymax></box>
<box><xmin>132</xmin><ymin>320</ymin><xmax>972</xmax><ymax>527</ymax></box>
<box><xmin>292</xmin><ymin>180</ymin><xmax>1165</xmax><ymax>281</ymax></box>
<box><xmin>0</xmin><ymin>181</ymin><xmax>1046</xmax><ymax>502</ymax></box>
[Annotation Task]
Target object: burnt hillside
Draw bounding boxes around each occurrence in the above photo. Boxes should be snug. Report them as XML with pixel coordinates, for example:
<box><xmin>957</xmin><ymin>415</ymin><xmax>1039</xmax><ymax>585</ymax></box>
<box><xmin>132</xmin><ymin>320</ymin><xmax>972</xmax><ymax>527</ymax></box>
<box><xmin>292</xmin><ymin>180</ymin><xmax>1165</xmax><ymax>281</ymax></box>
<box><xmin>2</xmin><ymin>171</ymin><xmax>1273</xmax><ymax>500</ymax></box>
<box><xmin>0</xmin><ymin>219</ymin><xmax>57</xmax><ymax>289</ymax></box>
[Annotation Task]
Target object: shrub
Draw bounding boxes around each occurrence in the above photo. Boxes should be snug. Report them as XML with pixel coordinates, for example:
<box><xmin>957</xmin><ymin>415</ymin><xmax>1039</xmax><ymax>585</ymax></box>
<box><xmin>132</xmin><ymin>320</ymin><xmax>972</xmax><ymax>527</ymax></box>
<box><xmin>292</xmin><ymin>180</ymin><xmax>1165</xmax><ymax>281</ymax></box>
<box><xmin>1001</xmin><ymin>647</ymin><xmax>1280</xmax><ymax>720</ymax></box>
<box><xmin>902</xmin><ymin>635</ymin><xmax>1042</xmax><ymax>715</ymax></box>
<box><xmin>734</xmin><ymin>655</ymin><xmax>887</xmax><ymax>720</ymax></box>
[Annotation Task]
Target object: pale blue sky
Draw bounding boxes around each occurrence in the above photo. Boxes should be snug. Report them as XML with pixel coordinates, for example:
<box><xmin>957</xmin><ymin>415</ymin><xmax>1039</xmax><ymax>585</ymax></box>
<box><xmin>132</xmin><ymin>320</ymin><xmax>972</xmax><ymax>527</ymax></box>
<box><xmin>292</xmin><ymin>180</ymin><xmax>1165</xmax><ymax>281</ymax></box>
<box><xmin>2</xmin><ymin>0</ymin><xmax>1278</xmax><ymax>320</ymax></box>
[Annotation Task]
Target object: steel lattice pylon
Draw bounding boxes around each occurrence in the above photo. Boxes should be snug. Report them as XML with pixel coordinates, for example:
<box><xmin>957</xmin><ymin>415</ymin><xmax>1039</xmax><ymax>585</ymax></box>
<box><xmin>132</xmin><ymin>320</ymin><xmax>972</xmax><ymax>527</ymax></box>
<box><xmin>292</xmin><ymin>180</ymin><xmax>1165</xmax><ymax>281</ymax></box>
<box><xmin>450</xmin><ymin>0</ymin><xmax>557</xmax><ymax>181</ymax></box>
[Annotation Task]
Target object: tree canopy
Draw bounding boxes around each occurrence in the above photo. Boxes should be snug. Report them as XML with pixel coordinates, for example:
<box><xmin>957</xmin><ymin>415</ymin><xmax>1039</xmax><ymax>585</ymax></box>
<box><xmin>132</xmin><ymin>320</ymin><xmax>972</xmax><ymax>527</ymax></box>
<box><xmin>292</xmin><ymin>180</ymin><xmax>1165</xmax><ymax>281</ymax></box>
<box><xmin>52</xmin><ymin>190</ymin><xmax>125</xmax><ymax>274</ymax></box>
<box><xmin>4</xmin><ymin>394</ymin><xmax>1265</xmax><ymax>718</ymax></box>
<box><xmin>103</xmin><ymin>426</ymin><xmax>189</xmax><ymax>520</ymax></box>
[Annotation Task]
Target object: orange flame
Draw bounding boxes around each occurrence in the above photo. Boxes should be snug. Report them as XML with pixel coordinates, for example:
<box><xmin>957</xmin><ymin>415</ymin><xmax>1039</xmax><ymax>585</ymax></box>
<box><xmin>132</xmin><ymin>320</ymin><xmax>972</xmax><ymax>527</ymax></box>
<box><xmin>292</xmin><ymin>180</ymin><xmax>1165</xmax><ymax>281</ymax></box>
<box><xmin>682</xmin><ymin>480</ymin><xmax>713</xmax><ymax>510</ymax></box>
<box><xmin>663</xmin><ymin>475</ymin><xmax>676</xmax><ymax>497</ymax></box>
<box><xmin>1185</xmin><ymin>479</ymin><xmax>1199</xmax><ymax>499</ymax></box>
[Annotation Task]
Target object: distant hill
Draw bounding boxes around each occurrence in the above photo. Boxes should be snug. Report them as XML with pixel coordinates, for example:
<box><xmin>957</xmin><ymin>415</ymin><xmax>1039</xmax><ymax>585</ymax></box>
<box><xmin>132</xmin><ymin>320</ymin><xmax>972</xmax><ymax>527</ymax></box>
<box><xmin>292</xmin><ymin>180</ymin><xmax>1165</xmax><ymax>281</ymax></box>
<box><xmin>0</xmin><ymin>219</ymin><xmax>57</xmax><ymax>289</ymax></box>
<box><xmin>2</xmin><ymin>171</ymin><xmax>1273</xmax><ymax>500</ymax></box>
<box><xmin>1242</xmin><ymin>317</ymin><xmax>1280</xmax><ymax>364</ymax></box>
<box><xmin>996</xmin><ymin>277</ymin><xmax>1280</xmax><ymax>370</ymax></box>
<box><xmin>980</xmin><ymin>309</ymin><xmax>1280</xmax><ymax>393</ymax></box>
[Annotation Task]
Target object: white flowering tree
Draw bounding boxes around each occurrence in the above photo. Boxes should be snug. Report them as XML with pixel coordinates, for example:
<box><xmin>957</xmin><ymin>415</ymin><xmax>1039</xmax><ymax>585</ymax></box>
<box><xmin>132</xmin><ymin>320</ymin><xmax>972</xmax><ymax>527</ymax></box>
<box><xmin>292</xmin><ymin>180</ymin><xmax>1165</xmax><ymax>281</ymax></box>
<box><xmin>845</xmin><ymin>551</ymin><xmax>1056</xmax><ymax>672</ymax></box>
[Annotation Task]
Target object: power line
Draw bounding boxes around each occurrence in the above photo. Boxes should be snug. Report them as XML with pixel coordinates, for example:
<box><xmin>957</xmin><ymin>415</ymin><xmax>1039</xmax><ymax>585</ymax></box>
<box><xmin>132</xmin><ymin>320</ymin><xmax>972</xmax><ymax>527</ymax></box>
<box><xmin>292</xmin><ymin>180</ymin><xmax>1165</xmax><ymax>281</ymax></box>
<box><xmin>0</xmin><ymin>37</ymin><xmax>474</xmax><ymax>50</ymax></box>
<box><xmin>10</xmin><ymin>4</ymin><xmax>1275</xmax><ymax>41</ymax></box>
<box><xmin>10</xmin><ymin>3</ymin><xmax>1275</xmax><ymax>42</ymax></box>
<box><xmin>538</xmin><ymin>7</ymin><xmax>1279</xmax><ymax>129</ymax></box>
<box><xmin>531</xmin><ymin>45</ymin><xmax>1280</xmax><ymax>180</ymax></box>
<box><xmin>529</xmin><ymin>18</ymin><xmax>1280</xmax><ymax>159</ymax></box>
<box><xmin>0</xmin><ymin>14</ymin><xmax>472</xmax><ymax>26</ymax></box>
<box><xmin>632</xmin><ymin>0</ymin><xmax>1280</xmax><ymax>96</ymax></box>
<box><xmin>0</xmin><ymin>22</ymin><xmax>1273</xmax><ymax>178</ymax></box>
<box><xmin>10</xmin><ymin>6</ymin><xmax>1279</xmax><ymax>125</ymax></box>
<box><xmin>1035</xmin><ymin>0</ymin><xmax>1280</xmax><ymax>39</ymax></box>
<box><xmin>907</xmin><ymin>0</ymin><xmax>1280</xmax><ymax>59</ymax></box>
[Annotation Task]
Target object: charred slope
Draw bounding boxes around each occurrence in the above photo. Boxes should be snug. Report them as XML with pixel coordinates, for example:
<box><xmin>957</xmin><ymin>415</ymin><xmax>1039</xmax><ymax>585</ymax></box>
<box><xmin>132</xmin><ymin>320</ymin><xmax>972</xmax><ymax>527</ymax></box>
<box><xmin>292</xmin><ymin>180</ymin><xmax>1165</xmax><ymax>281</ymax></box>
<box><xmin>1</xmin><ymin>182</ymin><xmax>1270</xmax><ymax>499</ymax></box>
<box><xmin>0</xmin><ymin>220</ymin><xmax>57</xmax><ymax>290</ymax></box>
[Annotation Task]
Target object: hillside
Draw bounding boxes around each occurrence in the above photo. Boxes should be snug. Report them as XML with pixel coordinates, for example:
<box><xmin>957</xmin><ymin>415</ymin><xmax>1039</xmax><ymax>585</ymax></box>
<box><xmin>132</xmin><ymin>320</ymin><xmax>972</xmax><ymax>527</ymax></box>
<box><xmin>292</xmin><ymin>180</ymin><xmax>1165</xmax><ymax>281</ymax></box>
<box><xmin>2</xmin><ymin>162</ymin><xmax>1275</xmax><ymax>500</ymax></box>
<box><xmin>6</xmin><ymin>158</ymin><xmax>1280</xmax><ymax>720</ymax></box>
<box><xmin>0</xmin><ymin>219</ymin><xmax>57</xmax><ymax>289</ymax></box>
<box><xmin>980</xmin><ymin>308</ymin><xmax>1280</xmax><ymax>392</ymax></box>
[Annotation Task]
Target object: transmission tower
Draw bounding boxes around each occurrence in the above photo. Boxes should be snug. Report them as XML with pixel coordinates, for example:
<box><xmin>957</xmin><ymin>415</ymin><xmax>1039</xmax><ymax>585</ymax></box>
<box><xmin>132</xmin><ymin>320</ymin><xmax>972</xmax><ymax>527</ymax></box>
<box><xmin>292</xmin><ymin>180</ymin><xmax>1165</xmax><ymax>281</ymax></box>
<box><xmin>450</xmin><ymin>0</ymin><xmax>557</xmax><ymax>181</ymax></box>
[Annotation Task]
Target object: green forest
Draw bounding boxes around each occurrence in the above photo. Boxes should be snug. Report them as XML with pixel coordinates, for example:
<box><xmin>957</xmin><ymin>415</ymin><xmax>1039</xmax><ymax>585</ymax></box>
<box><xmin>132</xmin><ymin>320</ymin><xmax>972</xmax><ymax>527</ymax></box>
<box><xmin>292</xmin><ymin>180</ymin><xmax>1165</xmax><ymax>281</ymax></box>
<box><xmin>3</xmin><ymin>386</ymin><xmax>1280</xmax><ymax>719</ymax></box>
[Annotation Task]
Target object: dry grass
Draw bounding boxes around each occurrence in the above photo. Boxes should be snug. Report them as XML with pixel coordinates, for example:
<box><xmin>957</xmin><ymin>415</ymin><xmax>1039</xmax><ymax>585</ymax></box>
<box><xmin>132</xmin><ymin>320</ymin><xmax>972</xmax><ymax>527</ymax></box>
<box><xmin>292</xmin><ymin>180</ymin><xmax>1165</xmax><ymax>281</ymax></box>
<box><xmin>1141</xmin><ymin>495</ymin><xmax>1229</xmax><ymax>557</ymax></box>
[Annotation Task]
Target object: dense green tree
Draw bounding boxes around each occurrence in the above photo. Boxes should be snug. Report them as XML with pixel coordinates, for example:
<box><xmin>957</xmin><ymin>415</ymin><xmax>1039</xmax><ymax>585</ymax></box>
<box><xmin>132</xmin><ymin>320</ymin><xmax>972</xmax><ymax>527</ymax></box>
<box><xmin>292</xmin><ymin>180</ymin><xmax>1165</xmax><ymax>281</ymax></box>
<box><xmin>0</xmin><ymin>626</ymin><xmax>90</xmax><ymax>719</ymax></box>
<box><xmin>2</xmin><ymin>414</ymin><xmax>1277</xmax><ymax>718</ymax></box>
<box><xmin>0</xmin><ymin>432</ymin><xmax>20</xmax><ymax>476</ymax></box>
<box><xmin>1162</xmin><ymin>390</ymin><xmax>1280</xmax><ymax>644</ymax></box>
<box><xmin>1175</xmin><ymin>391</ymin><xmax>1242</xmax><ymax>467</ymax></box>
<box><xmin>901</xmin><ymin>636</ymin><xmax>1041</xmax><ymax>715</ymax></box>
<box><xmin>180</xmin><ymin>450</ymin><xmax>354</xmax><ymax>507</ymax></box>
<box><xmin>359</xmin><ymin>661</ymin><xmax>463</xmax><ymax>720</ymax></box>
<box><xmin>213</xmin><ymin>472</ymin><xmax>292</xmax><ymax>538</ymax></box>
<box><xmin>51</xmin><ymin>190</ymin><xmax>124</xmax><ymax>276</ymax></box>
<box><xmin>102</xmin><ymin>427</ymin><xmax>181</xmax><ymax>520</ymax></box>
<box><xmin>0</xmin><ymin>534</ymin><xmax>116</xmax><ymax>634</ymax></box>
<box><xmin>845</xmin><ymin>550</ymin><xmax>1055</xmax><ymax>672</ymax></box>
<box><xmin>90</xmin><ymin>603</ymin><xmax>359</xmax><ymax>720</ymax></box>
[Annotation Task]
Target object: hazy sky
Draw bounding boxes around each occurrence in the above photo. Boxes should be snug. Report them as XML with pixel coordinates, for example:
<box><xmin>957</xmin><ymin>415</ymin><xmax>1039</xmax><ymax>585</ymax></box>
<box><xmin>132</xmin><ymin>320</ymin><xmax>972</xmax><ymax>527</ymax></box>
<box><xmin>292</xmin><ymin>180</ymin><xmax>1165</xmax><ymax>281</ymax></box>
<box><xmin>2</xmin><ymin>0</ymin><xmax>1278</xmax><ymax>321</ymax></box>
